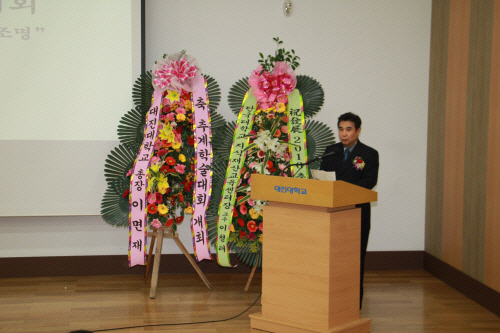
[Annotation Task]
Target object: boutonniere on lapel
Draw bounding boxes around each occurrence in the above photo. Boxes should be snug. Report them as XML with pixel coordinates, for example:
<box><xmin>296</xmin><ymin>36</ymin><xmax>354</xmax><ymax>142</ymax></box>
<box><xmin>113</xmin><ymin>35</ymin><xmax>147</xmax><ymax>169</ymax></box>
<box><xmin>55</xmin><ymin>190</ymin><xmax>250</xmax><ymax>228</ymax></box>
<box><xmin>352</xmin><ymin>156</ymin><xmax>365</xmax><ymax>170</ymax></box>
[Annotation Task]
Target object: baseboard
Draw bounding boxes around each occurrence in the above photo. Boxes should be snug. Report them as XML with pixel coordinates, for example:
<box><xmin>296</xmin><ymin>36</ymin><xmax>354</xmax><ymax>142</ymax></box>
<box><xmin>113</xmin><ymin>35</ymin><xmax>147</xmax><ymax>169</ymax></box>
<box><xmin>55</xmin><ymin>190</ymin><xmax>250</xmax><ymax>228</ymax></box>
<box><xmin>365</xmin><ymin>251</ymin><xmax>424</xmax><ymax>270</ymax></box>
<box><xmin>0</xmin><ymin>251</ymin><xmax>424</xmax><ymax>279</ymax></box>
<box><xmin>423</xmin><ymin>252</ymin><xmax>500</xmax><ymax>317</ymax></box>
<box><xmin>0</xmin><ymin>253</ymin><xmax>261</xmax><ymax>278</ymax></box>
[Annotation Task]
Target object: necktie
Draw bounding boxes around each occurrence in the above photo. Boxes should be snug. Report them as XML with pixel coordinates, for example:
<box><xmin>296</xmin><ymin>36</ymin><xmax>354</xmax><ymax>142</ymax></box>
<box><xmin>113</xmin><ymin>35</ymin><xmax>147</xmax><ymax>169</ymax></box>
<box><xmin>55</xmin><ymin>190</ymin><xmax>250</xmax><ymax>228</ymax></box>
<box><xmin>343</xmin><ymin>148</ymin><xmax>349</xmax><ymax>164</ymax></box>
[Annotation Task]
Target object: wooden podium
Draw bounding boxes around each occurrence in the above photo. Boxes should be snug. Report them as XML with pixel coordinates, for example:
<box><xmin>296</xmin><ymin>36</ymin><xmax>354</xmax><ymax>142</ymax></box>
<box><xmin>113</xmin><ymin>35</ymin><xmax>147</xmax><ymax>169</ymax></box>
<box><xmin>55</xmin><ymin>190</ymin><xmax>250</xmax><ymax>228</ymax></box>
<box><xmin>249</xmin><ymin>174</ymin><xmax>377</xmax><ymax>333</ymax></box>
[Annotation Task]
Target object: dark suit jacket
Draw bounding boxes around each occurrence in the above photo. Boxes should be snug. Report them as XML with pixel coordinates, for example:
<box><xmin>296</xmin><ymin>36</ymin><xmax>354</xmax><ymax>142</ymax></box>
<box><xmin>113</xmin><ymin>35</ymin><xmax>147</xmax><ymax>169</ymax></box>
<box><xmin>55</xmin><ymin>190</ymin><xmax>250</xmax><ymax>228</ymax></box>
<box><xmin>319</xmin><ymin>140</ymin><xmax>379</xmax><ymax>228</ymax></box>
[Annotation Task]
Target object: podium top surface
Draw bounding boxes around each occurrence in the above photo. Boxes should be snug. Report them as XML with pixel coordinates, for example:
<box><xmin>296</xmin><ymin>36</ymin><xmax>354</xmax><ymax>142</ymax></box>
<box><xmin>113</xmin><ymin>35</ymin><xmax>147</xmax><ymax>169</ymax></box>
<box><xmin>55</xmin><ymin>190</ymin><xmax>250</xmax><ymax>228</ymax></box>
<box><xmin>250</xmin><ymin>174</ymin><xmax>377</xmax><ymax>208</ymax></box>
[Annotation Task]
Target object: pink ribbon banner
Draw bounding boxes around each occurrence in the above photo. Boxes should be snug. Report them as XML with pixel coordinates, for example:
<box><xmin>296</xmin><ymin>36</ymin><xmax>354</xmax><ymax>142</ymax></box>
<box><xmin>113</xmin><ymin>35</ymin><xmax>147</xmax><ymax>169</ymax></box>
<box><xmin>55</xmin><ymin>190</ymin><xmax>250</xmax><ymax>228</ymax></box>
<box><xmin>128</xmin><ymin>89</ymin><xmax>163</xmax><ymax>267</ymax></box>
<box><xmin>191</xmin><ymin>74</ymin><xmax>212</xmax><ymax>261</ymax></box>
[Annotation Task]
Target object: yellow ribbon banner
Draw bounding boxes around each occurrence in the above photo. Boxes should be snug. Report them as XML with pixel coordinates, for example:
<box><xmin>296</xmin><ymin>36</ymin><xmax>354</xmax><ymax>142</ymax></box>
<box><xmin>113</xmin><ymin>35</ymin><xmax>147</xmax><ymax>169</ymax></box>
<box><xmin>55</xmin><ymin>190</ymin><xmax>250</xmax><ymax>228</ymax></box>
<box><xmin>216</xmin><ymin>90</ymin><xmax>257</xmax><ymax>267</ymax></box>
<box><xmin>287</xmin><ymin>90</ymin><xmax>309</xmax><ymax>179</ymax></box>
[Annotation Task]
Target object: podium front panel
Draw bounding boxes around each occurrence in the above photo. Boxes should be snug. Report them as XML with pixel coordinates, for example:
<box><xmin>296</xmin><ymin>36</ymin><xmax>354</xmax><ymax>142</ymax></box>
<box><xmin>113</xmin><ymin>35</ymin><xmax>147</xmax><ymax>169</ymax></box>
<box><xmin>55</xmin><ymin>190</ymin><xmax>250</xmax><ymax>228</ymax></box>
<box><xmin>261</xmin><ymin>201</ymin><xmax>361</xmax><ymax>331</ymax></box>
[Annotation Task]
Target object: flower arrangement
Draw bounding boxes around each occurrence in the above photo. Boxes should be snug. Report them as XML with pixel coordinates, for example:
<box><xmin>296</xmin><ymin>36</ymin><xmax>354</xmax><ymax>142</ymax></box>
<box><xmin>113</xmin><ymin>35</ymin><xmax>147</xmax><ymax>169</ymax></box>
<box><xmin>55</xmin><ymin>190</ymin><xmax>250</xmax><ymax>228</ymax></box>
<box><xmin>225</xmin><ymin>38</ymin><xmax>301</xmax><ymax>253</ymax></box>
<box><xmin>130</xmin><ymin>90</ymin><xmax>196</xmax><ymax>231</ymax></box>
<box><xmin>228</xmin><ymin>105</ymin><xmax>293</xmax><ymax>252</ymax></box>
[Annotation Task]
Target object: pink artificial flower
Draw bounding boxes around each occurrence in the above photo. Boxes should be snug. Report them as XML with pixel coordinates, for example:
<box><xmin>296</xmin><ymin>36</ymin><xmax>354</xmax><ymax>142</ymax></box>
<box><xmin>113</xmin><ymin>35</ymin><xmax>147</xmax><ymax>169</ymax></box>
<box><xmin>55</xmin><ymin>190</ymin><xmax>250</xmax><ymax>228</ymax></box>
<box><xmin>277</xmin><ymin>95</ymin><xmax>288</xmax><ymax>103</ymax></box>
<box><xmin>247</xmin><ymin>62</ymin><xmax>297</xmax><ymax>104</ymax></box>
<box><xmin>257</xmin><ymin>150</ymin><xmax>265</xmax><ymax>159</ymax></box>
<box><xmin>266</xmin><ymin>113</ymin><xmax>275</xmax><ymax>119</ymax></box>
<box><xmin>174</xmin><ymin>164</ymin><xmax>186</xmax><ymax>174</ymax></box>
<box><xmin>157</xmin><ymin>123</ymin><xmax>163</xmax><ymax>131</ymax></box>
<box><xmin>249</xmin><ymin>129</ymin><xmax>257</xmax><ymax>137</ymax></box>
<box><xmin>151</xmin><ymin>156</ymin><xmax>160</xmax><ymax>165</ymax></box>
<box><xmin>248</xmin><ymin>198</ymin><xmax>254</xmax><ymax>206</ymax></box>
<box><xmin>248</xmin><ymin>162</ymin><xmax>257</xmax><ymax>169</ymax></box>
<box><xmin>240</xmin><ymin>204</ymin><xmax>248</xmax><ymax>215</ymax></box>
<box><xmin>166</xmin><ymin>112</ymin><xmax>175</xmax><ymax>121</ymax></box>
<box><xmin>279</xmin><ymin>164</ymin><xmax>285</xmax><ymax>170</ymax></box>
<box><xmin>154</xmin><ymin>140</ymin><xmax>162</xmax><ymax>150</ymax></box>
<box><xmin>284</xmin><ymin>152</ymin><xmax>291</xmax><ymax>162</ymax></box>
<box><xmin>244</xmin><ymin>172</ymin><xmax>250</xmax><ymax>179</ymax></box>
<box><xmin>175</xmin><ymin>107</ymin><xmax>186</xmax><ymax>114</ymax></box>
<box><xmin>258</xmin><ymin>222</ymin><xmax>263</xmax><ymax>232</ymax></box>
<box><xmin>151</xmin><ymin>219</ymin><xmax>162</xmax><ymax>228</ymax></box>
<box><xmin>281</xmin><ymin>125</ymin><xmax>288</xmax><ymax>134</ymax></box>
<box><xmin>148</xmin><ymin>193</ymin><xmax>157</xmax><ymax>204</ymax></box>
<box><xmin>175</xmin><ymin>132</ymin><xmax>182</xmax><ymax>142</ymax></box>
<box><xmin>126</xmin><ymin>168</ymin><xmax>133</xmax><ymax>177</ymax></box>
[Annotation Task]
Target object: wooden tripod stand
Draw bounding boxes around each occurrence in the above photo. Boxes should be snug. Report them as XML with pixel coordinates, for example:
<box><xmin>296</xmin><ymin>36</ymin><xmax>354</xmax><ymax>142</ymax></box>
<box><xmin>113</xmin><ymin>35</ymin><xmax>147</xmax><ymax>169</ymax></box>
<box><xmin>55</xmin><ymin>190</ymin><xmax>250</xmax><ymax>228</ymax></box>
<box><xmin>144</xmin><ymin>226</ymin><xmax>213</xmax><ymax>298</ymax></box>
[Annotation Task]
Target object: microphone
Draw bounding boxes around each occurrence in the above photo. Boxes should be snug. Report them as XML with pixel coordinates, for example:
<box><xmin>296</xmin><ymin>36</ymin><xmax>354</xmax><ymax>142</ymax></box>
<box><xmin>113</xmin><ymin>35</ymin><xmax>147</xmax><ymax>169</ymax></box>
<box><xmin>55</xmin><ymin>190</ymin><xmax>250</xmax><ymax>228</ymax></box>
<box><xmin>284</xmin><ymin>146</ymin><xmax>342</xmax><ymax>171</ymax></box>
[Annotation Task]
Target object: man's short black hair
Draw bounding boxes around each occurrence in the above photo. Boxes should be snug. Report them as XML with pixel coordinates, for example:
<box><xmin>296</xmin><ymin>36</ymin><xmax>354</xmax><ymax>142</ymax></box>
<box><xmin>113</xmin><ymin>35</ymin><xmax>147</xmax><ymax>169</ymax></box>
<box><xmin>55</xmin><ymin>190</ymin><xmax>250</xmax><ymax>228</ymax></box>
<box><xmin>337</xmin><ymin>112</ymin><xmax>362</xmax><ymax>130</ymax></box>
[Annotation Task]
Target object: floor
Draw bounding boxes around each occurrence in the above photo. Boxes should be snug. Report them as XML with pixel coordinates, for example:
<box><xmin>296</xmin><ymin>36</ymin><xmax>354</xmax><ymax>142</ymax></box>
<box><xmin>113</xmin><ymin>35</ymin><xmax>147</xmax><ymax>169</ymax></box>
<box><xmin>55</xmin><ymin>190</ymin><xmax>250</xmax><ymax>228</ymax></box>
<box><xmin>0</xmin><ymin>270</ymin><xmax>499</xmax><ymax>332</ymax></box>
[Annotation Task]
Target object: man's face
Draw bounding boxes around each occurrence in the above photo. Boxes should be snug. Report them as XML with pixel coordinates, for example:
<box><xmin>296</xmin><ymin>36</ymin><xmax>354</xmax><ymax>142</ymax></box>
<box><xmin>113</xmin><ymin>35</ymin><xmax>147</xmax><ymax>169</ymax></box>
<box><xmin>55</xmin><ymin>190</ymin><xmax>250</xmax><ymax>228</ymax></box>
<box><xmin>338</xmin><ymin>120</ymin><xmax>361</xmax><ymax>148</ymax></box>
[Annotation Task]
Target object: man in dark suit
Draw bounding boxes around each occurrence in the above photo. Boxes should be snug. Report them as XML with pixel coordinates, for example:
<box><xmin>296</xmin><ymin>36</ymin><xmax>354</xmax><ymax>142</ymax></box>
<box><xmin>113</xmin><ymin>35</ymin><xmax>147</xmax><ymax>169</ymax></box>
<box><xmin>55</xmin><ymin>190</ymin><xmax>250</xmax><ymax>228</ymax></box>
<box><xmin>319</xmin><ymin>112</ymin><xmax>379</xmax><ymax>309</ymax></box>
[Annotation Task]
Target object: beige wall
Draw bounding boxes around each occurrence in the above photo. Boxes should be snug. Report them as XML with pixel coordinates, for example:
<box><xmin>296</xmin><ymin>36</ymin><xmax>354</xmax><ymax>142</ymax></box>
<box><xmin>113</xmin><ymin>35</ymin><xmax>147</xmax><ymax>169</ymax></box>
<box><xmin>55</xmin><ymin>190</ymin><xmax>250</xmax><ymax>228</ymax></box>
<box><xmin>426</xmin><ymin>0</ymin><xmax>500</xmax><ymax>292</ymax></box>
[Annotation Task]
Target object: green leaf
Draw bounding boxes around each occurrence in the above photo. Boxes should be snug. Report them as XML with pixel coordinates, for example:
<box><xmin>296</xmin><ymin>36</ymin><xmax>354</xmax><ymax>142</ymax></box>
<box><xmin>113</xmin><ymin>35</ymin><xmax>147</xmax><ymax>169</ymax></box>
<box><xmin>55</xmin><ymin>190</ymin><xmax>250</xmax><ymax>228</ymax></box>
<box><xmin>236</xmin><ymin>194</ymin><xmax>251</xmax><ymax>206</ymax></box>
<box><xmin>243</xmin><ymin>142</ymin><xmax>258</xmax><ymax>152</ymax></box>
<box><xmin>235</xmin><ymin>184</ymin><xmax>251</xmax><ymax>193</ymax></box>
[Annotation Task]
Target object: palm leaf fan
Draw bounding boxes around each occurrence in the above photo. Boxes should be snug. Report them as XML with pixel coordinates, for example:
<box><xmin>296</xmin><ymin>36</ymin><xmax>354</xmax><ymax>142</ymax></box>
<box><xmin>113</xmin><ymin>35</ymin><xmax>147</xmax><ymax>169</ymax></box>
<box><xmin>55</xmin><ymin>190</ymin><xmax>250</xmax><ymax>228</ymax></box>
<box><xmin>132</xmin><ymin>71</ymin><xmax>154</xmax><ymax>115</ymax></box>
<box><xmin>296</xmin><ymin>75</ymin><xmax>324</xmax><ymax>119</ymax></box>
<box><xmin>117</xmin><ymin>106</ymin><xmax>145</xmax><ymax>144</ymax></box>
<box><xmin>101</xmin><ymin>186</ymin><xmax>129</xmax><ymax>228</ymax></box>
<box><xmin>203</xmin><ymin>74</ymin><xmax>221</xmax><ymax>113</ymax></box>
<box><xmin>103</xmin><ymin>141</ymin><xmax>141</xmax><ymax>186</ymax></box>
<box><xmin>212</xmin><ymin>121</ymin><xmax>236</xmax><ymax>161</ymax></box>
<box><xmin>227</xmin><ymin>77</ymin><xmax>249</xmax><ymax>115</ymax></box>
<box><xmin>235</xmin><ymin>243</ymin><xmax>262</xmax><ymax>267</ymax></box>
<box><xmin>305</xmin><ymin>119</ymin><xmax>336</xmax><ymax>170</ymax></box>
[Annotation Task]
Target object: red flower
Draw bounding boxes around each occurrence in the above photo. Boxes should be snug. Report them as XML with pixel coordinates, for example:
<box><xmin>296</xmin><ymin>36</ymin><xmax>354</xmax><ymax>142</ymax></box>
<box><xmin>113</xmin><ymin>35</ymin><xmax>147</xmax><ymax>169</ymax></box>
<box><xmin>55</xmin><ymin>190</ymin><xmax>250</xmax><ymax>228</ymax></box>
<box><xmin>157</xmin><ymin>149</ymin><xmax>167</xmax><ymax>157</ymax></box>
<box><xmin>176</xmin><ymin>125</ymin><xmax>183</xmax><ymax>133</ymax></box>
<box><xmin>257</xmin><ymin>150</ymin><xmax>265</xmax><ymax>159</ymax></box>
<box><xmin>269</xmin><ymin>167</ymin><xmax>276</xmax><ymax>173</ymax></box>
<box><xmin>239</xmin><ymin>231</ymin><xmax>247</xmax><ymax>239</ymax></box>
<box><xmin>182</xmin><ymin>180</ymin><xmax>193</xmax><ymax>192</ymax></box>
<box><xmin>165</xmin><ymin>156</ymin><xmax>176</xmax><ymax>166</ymax></box>
<box><xmin>238</xmin><ymin>218</ymin><xmax>245</xmax><ymax>227</ymax></box>
<box><xmin>176</xmin><ymin>216</ymin><xmax>184</xmax><ymax>224</ymax></box>
<box><xmin>191</xmin><ymin>164</ymin><xmax>195</xmax><ymax>171</ymax></box>
<box><xmin>188</xmin><ymin>137</ymin><xmax>195</xmax><ymax>146</ymax></box>
<box><xmin>178</xmin><ymin>194</ymin><xmax>184</xmax><ymax>202</ymax></box>
<box><xmin>166</xmin><ymin>218</ymin><xmax>174</xmax><ymax>226</ymax></box>
<box><xmin>122</xmin><ymin>189</ymin><xmax>130</xmax><ymax>199</ymax></box>
<box><xmin>160</xmin><ymin>165</ymin><xmax>169</xmax><ymax>173</ymax></box>
<box><xmin>266</xmin><ymin>160</ymin><xmax>273</xmax><ymax>169</ymax></box>
<box><xmin>258</xmin><ymin>222</ymin><xmax>263</xmax><ymax>231</ymax></box>
<box><xmin>147</xmin><ymin>203</ymin><xmax>158</xmax><ymax>214</ymax></box>
<box><xmin>155</xmin><ymin>192</ymin><xmax>163</xmax><ymax>203</ymax></box>
<box><xmin>247</xmin><ymin>233</ymin><xmax>256</xmax><ymax>240</ymax></box>
<box><xmin>274</xmin><ymin>129</ymin><xmax>281</xmax><ymax>137</ymax></box>
<box><xmin>247</xmin><ymin>220</ymin><xmax>258</xmax><ymax>233</ymax></box>
<box><xmin>233</xmin><ymin>208</ymin><xmax>238</xmax><ymax>217</ymax></box>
